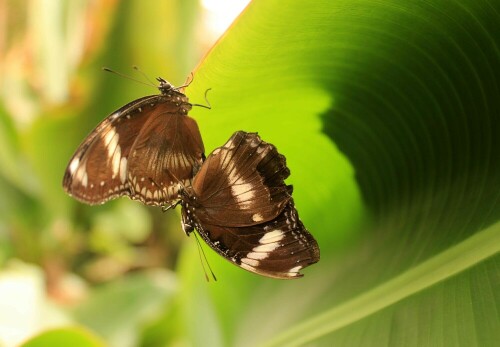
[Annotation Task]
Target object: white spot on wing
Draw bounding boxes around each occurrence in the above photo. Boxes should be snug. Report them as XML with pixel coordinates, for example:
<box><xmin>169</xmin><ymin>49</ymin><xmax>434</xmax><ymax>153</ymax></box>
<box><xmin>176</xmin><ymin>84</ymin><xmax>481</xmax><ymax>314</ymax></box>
<box><xmin>252</xmin><ymin>213</ymin><xmax>264</xmax><ymax>222</ymax></box>
<box><xmin>106</xmin><ymin>130</ymin><xmax>119</xmax><ymax>160</ymax></box>
<box><xmin>75</xmin><ymin>164</ymin><xmax>87</xmax><ymax>185</ymax></box>
<box><xmin>231</xmin><ymin>183</ymin><xmax>255</xmax><ymax>202</ymax></box>
<box><xmin>119</xmin><ymin>157</ymin><xmax>128</xmax><ymax>183</ymax></box>
<box><xmin>288</xmin><ymin>265</ymin><xmax>302</xmax><ymax>275</ymax></box>
<box><xmin>69</xmin><ymin>158</ymin><xmax>80</xmax><ymax>174</ymax></box>
<box><xmin>259</xmin><ymin>230</ymin><xmax>284</xmax><ymax>244</ymax></box>
<box><xmin>81</xmin><ymin>172</ymin><xmax>88</xmax><ymax>187</ymax></box>
<box><xmin>252</xmin><ymin>242</ymin><xmax>280</xmax><ymax>253</ymax></box>
<box><xmin>112</xmin><ymin>146</ymin><xmax>121</xmax><ymax>178</ymax></box>
<box><xmin>241</xmin><ymin>258</ymin><xmax>260</xmax><ymax>267</ymax></box>
<box><xmin>246</xmin><ymin>252</ymin><xmax>269</xmax><ymax>260</ymax></box>
<box><xmin>103</xmin><ymin>128</ymin><xmax>116</xmax><ymax>147</ymax></box>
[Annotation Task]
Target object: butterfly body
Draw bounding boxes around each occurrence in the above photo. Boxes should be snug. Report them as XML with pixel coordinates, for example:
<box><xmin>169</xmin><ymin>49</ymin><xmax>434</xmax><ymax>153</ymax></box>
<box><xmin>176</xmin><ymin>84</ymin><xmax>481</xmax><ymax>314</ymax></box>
<box><xmin>63</xmin><ymin>78</ymin><xmax>205</xmax><ymax>207</ymax></box>
<box><xmin>179</xmin><ymin>131</ymin><xmax>320</xmax><ymax>279</ymax></box>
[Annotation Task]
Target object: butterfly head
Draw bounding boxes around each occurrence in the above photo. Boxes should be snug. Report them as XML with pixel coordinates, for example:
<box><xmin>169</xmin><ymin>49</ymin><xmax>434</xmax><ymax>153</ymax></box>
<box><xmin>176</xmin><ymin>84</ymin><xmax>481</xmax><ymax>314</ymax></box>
<box><xmin>178</xmin><ymin>184</ymin><xmax>197</xmax><ymax>203</ymax></box>
<box><xmin>157</xmin><ymin>77</ymin><xmax>175</xmax><ymax>95</ymax></box>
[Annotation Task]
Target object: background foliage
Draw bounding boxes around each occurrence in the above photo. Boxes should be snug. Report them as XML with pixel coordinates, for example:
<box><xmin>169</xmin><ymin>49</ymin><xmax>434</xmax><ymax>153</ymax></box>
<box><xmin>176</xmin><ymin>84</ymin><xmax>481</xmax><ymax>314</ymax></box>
<box><xmin>1</xmin><ymin>0</ymin><xmax>499</xmax><ymax>346</ymax></box>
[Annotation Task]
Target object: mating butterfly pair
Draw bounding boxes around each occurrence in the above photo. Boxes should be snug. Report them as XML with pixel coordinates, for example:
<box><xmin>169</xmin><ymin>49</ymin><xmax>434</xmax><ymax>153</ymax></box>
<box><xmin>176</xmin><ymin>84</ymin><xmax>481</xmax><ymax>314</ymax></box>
<box><xmin>63</xmin><ymin>77</ymin><xmax>320</xmax><ymax>279</ymax></box>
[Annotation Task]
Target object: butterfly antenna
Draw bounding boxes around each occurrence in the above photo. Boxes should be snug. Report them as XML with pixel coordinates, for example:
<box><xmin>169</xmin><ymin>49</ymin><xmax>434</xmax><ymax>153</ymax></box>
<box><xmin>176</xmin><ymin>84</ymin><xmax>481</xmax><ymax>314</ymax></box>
<box><xmin>175</xmin><ymin>72</ymin><xmax>212</xmax><ymax>109</ymax></box>
<box><xmin>193</xmin><ymin>231</ymin><xmax>217</xmax><ymax>282</ymax></box>
<box><xmin>177</xmin><ymin>72</ymin><xmax>194</xmax><ymax>90</ymax></box>
<box><xmin>102</xmin><ymin>67</ymin><xmax>156</xmax><ymax>88</ymax></box>
<box><xmin>132</xmin><ymin>65</ymin><xmax>157</xmax><ymax>87</ymax></box>
<box><xmin>191</xmin><ymin>88</ymin><xmax>212</xmax><ymax>110</ymax></box>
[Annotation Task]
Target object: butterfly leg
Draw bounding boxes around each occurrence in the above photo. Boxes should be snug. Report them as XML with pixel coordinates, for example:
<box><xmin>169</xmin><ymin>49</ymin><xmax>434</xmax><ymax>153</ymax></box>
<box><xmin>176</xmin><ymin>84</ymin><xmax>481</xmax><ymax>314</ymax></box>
<box><xmin>162</xmin><ymin>200</ymin><xmax>181</xmax><ymax>212</ymax></box>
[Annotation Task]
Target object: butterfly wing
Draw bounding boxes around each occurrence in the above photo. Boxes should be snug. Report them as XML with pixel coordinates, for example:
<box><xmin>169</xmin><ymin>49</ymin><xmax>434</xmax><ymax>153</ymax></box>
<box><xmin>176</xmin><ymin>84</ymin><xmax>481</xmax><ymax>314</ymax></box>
<box><xmin>127</xmin><ymin>104</ymin><xmax>204</xmax><ymax>205</ymax></box>
<box><xmin>184</xmin><ymin>201</ymin><xmax>320</xmax><ymax>279</ymax></box>
<box><xmin>63</xmin><ymin>92</ymin><xmax>204</xmax><ymax>206</ymax></box>
<box><xmin>190</xmin><ymin>131</ymin><xmax>291</xmax><ymax>227</ymax></box>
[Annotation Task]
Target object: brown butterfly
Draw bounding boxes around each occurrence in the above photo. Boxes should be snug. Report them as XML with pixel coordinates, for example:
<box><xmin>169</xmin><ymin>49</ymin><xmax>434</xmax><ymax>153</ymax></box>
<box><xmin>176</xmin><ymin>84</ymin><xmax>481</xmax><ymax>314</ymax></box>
<box><xmin>179</xmin><ymin>131</ymin><xmax>320</xmax><ymax>279</ymax></box>
<box><xmin>63</xmin><ymin>77</ymin><xmax>205</xmax><ymax>207</ymax></box>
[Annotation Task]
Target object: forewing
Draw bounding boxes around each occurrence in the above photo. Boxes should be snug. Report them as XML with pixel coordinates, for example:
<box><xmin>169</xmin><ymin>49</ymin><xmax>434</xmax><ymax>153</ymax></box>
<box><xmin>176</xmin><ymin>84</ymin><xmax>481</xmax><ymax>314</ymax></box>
<box><xmin>63</xmin><ymin>95</ymin><xmax>160</xmax><ymax>204</ymax></box>
<box><xmin>126</xmin><ymin>105</ymin><xmax>204</xmax><ymax>205</ymax></box>
<box><xmin>191</xmin><ymin>201</ymin><xmax>320</xmax><ymax>279</ymax></box>
<box><xmin>191</xmin><ymin>131</ymin><xmax>291</xmax><ymax>227</ymax></box>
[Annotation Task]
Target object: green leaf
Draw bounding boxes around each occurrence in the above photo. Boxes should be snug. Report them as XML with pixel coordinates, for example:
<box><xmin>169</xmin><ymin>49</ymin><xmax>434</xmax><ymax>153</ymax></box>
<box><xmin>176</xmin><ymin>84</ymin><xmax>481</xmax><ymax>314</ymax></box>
<box><xmin>70</xmin><ymin>270</ymin><xmax>177</xmax><ymax>347</ymax></box>
<box><xmin>176</xmin><ymin>0</ymin><xmax>500</xmax><ymax>346</ymax></box>
<box><xmin>20</xmin><ymin>327</ymin><xmax>105</xmax><ymax>347</ymax></box>
<box><xmin>6</xmin><ymin>0</ymin><xmax>499</xmax><ymax>346</ymax></box>
<box><xmin>264</xmin><ymin>222</ymin><xmax>500</xmax><ymax>346</ymax></box>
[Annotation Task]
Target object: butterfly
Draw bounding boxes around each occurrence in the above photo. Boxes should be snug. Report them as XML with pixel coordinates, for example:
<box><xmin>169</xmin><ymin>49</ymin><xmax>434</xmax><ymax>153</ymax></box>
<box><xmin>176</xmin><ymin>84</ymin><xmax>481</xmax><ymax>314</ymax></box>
<box><xmin>179</xmin><ymin>131</ymin><xmax>320</xmax><ymax>279</ymax></box>
<box><xmin>63</xmin><ymin>77</ymin><xmax>205</xmax><ymax>207</ymax></box>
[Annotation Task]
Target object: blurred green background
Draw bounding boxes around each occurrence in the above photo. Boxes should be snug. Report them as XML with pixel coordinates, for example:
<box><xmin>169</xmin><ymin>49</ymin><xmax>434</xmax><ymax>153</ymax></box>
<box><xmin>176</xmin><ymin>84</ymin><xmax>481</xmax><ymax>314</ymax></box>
<box><xmin>1</xmin><ymin>1</ymin><xmax>500</xmax><ymax>346</ymax></box>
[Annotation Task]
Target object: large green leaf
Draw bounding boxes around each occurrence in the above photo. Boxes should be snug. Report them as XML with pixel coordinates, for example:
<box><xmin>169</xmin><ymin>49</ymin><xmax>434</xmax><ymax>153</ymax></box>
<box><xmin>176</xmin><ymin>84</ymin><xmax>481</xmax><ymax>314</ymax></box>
<box><xmin>175</xmin><ymin>0</ymin><xmax>500</xmax><ymax>346</ymax></box>
<box><xmin>5</xmin><ymin>0</ymin><xmax>499</xmax><ymax>345</ymax></box>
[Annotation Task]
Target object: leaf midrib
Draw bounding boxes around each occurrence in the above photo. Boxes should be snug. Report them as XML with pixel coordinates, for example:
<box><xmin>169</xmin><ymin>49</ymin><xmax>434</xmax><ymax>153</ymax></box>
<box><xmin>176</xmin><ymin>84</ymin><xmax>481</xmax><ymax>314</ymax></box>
<box><xmin>261</xmin><ymin>221</ymin><xmax>500</xmax><ymax>347</ymax></box>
